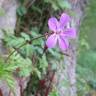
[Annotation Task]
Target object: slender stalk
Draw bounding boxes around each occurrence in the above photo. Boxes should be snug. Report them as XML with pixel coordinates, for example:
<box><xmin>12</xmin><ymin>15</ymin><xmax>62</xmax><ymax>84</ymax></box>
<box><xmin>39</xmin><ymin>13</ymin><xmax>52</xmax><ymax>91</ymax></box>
<box><xmin>0</xmin><ymin>88</ymin><xmax>3</xmax><ymax>96</ymax></box>
<box><xmin>8</xmin><ymin>90</ymin><xmax>11</xmax><ymax>96</ymax></box>
<box><xmin>45</xmin><ymin>71</ymin><xmax>55</xmax><ymax>96</ymax></box>
<box><xmin>5</xmin><ymin>32</ymin><xmax>52</xmax><ymax>62</ymax></box>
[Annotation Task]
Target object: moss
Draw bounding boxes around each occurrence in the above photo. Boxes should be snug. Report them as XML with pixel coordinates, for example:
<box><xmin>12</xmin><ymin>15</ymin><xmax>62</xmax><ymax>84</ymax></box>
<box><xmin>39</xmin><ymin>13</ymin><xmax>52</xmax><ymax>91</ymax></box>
<box><xmin>80</xmin><ymin>0</ymin><xmax>96</xmax><ymax>49</ymax></box>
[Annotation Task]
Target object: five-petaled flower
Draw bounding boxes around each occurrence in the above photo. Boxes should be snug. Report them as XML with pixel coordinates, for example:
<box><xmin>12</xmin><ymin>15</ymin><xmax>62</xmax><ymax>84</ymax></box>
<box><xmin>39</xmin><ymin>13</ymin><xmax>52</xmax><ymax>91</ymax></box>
<box><xmin>46</xmin><ymin>13</ymin><xmax>76</xmax><ymax>51</ymax></box>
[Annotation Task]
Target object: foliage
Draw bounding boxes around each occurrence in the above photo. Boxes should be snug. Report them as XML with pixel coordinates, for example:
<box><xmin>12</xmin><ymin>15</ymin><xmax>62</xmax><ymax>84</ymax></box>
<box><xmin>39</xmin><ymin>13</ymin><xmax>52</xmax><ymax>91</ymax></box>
<box><xmin>77</xmin><ymin>0</ymin><xmax>96</xmax><ymax>95</ymax></box>
<box><xmin>1</xmin><ymin>0</ymin><xmax>67</xmax><ymax>94</ymax></box>
<box><xmin>0</xmin><ymin>0</ymin><xmax>75</xmax><ymax>95</ymax></box>
<box><xmin>2</xmin><ymin>27</ymin><xmax>62</xmax><ymax>94</ymax></box>
<box><xmin>44</xmin><ymin>0</ymin><xmax>71</xmax><ymax>10</ymax></box>
<box><xmin>80</xmin><ymin>0</ymin><xmax>96</xmax><ymax>48</ymax></box>
<box><xmin>49</xmin><ymin>88</ymin><xmax>59</xmax><ymax>96</ymax></box>
<box><xmin>1</xmin><ymin>0</ymin><xmax>96</xmax><ymax>96</ymax></box>
<box><xmin>77</xmin><ymin>50</ymin><xmax>96</xmax><ymax>95</ymax></box>
<box><xmin>0</xmin><ymin>57</ymin><xmax>17</xmax><ymax>94</ymax></box>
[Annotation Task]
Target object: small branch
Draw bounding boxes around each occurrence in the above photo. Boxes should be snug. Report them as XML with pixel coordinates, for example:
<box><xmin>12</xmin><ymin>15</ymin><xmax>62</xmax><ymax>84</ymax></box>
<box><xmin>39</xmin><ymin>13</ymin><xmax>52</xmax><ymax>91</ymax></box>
<box><xmin>59</xmin><ymin>51</ymin><xmax>71</xmax><ymax>57</ymax></box>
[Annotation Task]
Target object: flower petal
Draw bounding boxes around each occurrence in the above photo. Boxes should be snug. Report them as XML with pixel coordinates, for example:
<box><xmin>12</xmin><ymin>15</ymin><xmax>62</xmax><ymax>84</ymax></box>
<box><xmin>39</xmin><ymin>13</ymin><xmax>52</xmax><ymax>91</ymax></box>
<box><xmin>60</xmin><ymin>13</ymin><xmax>70</xmax><ymax>27</ymax></box>
<box><xmin>64</xmin><ymin>28</ymin><xmax>76</xmax><ymax>38</ymax></box>
<box><xmin>58</xmin><ymin>36</ymin><xmax>69</xmax><ymax>51</ymax></box>
<box><xmin>46</xmin><ymin>34</ymin><xmax>57</xmax><ymax>48</ymax></box>
<box><xmin>48</xmin><ymin>17</ymin><xmax>59</xmax><ymax>32</ymax></box>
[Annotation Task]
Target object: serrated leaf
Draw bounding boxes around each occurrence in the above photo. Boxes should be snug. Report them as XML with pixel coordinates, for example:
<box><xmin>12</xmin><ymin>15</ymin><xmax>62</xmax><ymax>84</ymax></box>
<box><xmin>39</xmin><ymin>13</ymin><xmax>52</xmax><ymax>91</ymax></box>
<box><xmin>33</xmin><ymin>68</ymin><xmax>41</xmax><ymax>79</ymax></box>
<box><xmin>21</xmin><ymin>32</ymin><xmax>30</xmax><ymax>41</ymax></box>
<box><xmin>17</xmin><ymin>6</ymin><xmax>27</xmax><ymax>16</ymax></box>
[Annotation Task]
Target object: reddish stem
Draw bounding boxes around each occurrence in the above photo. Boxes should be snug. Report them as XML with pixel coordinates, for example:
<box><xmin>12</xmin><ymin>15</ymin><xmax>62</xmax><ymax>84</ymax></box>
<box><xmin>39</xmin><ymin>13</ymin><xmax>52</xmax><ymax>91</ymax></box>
<box><xmin>5</xmin><ymin>32</ymin><xmax>53</xmax><ymax>62</ymax></box>
<box><xmin>0</xmin><ymin>88</ymin><xmax>3</xmax><ymax>96</ymax></box>
<box><xmin>20</xmin><ymin>84</ymin><xmax>23</xmax><ymax>96</ymax></box>
<box><xmin>45</xmin><ymin>71</ymin><xmax>55</xmax><ymax>96</ymax></box>
<box><xmin>19</xmin><ymin>78</ymin><xmax>24</xmax><ymax>96</ymax></box>
<box><xmin>8</xmin><ymin>90</ymin><xmax>11</xmax><ymax>96</ymax></box>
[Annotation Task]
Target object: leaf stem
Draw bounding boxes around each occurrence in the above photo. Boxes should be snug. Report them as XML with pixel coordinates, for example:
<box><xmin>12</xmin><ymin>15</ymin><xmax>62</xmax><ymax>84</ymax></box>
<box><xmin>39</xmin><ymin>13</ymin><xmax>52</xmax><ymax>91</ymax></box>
<box><xmin>5</xmin><ymin>32</ymin><xmax>52</xmax><ymax>62</ymax></box>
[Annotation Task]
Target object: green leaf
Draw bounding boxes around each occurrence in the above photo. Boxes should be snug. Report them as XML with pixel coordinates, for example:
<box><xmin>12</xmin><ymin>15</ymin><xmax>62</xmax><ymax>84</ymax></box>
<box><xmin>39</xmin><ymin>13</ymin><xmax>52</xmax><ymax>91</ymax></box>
<box><xmin>17</xmin><ymin>6</ymin><xmax>27</xmax><ymax>16</ymax></box>
<box><xmin>31</xmin><ymin>5</ymin><xmax>42</xmax><ymax>14</ymax></box>
<box><xmin>0</xmin><ymin>8</ymin><xmax>5</xmax><ymax>16</ymax></box>
<box><xmin>0</xmin><ymin>57</ymin><xmax>16</xmax><ymax>95</ymax></box>
<box><xmin>39</xmin><ymin>55</ymin><xmax>48</xmax><ymax>72</ymax></box>
<box><xmin>21</xmin><ymin>32</ymin><xmax>30</xmax><ymax>41</ymax></box>
<box><xmin>33</xmin><ymin>68</ymin><xmax>41</xmax><ymax>79</ymax></box>
<box><xmin>58</xmin><ymin>0</ymin><xmax>71</xmax><ymax>9</ymax></box>
<box><xmin>44</xmin><ymin>0</ymin><xmax>71</xmax><ymax>10</ymax></box>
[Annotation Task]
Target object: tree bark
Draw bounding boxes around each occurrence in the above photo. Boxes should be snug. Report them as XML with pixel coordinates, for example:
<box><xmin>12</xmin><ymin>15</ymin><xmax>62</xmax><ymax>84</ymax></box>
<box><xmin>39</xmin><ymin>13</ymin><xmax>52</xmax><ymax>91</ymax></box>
<box><xmin>0</xmin><ymin>0</ymin><xmax>18</xmax><ymax>55</ymax></box>
<box><xmin>0</xmin><ymin>0</ymin><xmax>20</xmax><ymax>96</ymax></box>
<box><xmin>56</xmin><ymin>0</ymin><xmax>88</xmax><ymax>96</ymax></box>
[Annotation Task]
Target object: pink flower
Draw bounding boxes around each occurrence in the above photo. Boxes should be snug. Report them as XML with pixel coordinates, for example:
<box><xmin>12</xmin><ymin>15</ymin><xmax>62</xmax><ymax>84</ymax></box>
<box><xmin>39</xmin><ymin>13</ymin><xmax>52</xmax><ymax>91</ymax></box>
<box><xmin>46</xmin><ymin>13</ymin><xmax>76</xmax><ymax>51</ymax></box>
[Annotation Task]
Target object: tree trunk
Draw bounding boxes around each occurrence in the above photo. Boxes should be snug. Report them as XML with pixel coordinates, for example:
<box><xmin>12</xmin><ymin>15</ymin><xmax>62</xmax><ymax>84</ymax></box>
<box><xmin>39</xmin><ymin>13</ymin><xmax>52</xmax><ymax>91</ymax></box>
<box><xmin>0</xmin><ymin>0</ymin><xmax>18</xmax><ymax>55</ymax></box>
<box><xmin>0</xmin><ymin>0</ymin><xmax>20</xmax><ymax>96</ymax></box>
<box><xmin>56</xmin><ymin>0</ymin><xmax>88</xmax><ymax>96</ymax></box>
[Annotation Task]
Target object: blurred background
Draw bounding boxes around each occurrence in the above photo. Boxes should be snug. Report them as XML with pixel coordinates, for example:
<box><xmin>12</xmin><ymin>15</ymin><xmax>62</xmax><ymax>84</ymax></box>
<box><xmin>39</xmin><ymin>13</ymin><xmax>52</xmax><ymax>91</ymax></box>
<box><xmin>0</xmin><ymin>0</ymin><xmax>96</xmax><ymax>96</ymax></box>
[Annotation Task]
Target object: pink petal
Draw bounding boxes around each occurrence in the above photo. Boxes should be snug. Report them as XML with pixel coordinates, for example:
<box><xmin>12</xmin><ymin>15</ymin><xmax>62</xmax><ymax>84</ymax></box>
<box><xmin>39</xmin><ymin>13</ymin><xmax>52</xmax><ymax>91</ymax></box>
<box><xmin>46</xmin><ymin>34</ymin><xmax>57</xmax><ymax>48</ymax></box>
<box><xmin>48</xmin><ymin>17</ymin><xmax>59</xmax><ymax>32</ymax></box>
<box><xmin>58</xmin><ymin>36</ymin><xmax>69</xmax><ymax>51</ymax></box>
<box><xmin>64</xmin><ymin>28</ymin><xmax>76</xmax><ymax>38</ymax></box>
<box><xmin>60</xmin><ymin>13</ymin><xmax>70</xmax><ymax>27</ymax></box>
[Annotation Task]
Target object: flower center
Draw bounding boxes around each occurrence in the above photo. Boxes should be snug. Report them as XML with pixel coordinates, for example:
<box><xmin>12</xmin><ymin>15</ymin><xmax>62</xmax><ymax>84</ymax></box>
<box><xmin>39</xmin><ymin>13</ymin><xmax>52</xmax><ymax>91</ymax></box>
<box><xmin>56</xmin><ymin>31</ymin><xmax>61</xmax><ymax>34</ymax></box>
